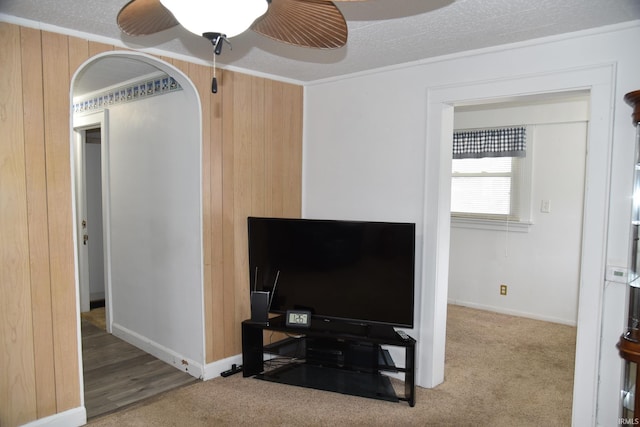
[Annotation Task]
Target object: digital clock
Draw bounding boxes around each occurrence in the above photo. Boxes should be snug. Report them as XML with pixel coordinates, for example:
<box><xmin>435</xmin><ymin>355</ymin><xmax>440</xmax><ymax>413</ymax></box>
<box><xmin>285</xmin><ymin>310</ymin><xmax>311</xmax><ymax>328</ymax></box>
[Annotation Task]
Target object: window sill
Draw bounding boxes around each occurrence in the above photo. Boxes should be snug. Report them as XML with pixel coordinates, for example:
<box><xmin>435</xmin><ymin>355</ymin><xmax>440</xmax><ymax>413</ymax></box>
<box><xmin>451</xmin><ymin>216</ymin><xmax>532</xmax><ymax>232</ymax></box>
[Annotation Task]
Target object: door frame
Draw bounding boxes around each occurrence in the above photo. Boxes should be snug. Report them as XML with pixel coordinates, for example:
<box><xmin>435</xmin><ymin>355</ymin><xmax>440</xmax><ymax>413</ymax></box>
<box><xmin>73</xmin><ymin>110</ymin><xmax>112</xmax><ymax>332</ymax></box>
<box><xmin>418</xmin><ymin>63</ymin><xmax>616</xmax><ymax>425</ymax></box>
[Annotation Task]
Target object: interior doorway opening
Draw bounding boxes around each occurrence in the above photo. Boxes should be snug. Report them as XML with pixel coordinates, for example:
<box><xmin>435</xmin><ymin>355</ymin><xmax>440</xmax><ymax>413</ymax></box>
<box><xmin>83</xmin><ymin>128</ymin><xmax>105</xmax><ymax>311</ymax></box>
<box><xmin>73</xmin><ymin>112</ymin><xmax>109</xmax><ymax>329</ymax></box>
<box><xmin>71</xmin><ymin>51</ymin><xmax>205</xmax><ymax>418</ymax></box>
<box><xmin>444</xmin><ymin>92</ymin><xmax>589</xmax><ymax>422</ymax></box>
<box><xmin>419</xmin><ymin>64</ymin><xmax>616</xmax><ymax>426</ymax></box>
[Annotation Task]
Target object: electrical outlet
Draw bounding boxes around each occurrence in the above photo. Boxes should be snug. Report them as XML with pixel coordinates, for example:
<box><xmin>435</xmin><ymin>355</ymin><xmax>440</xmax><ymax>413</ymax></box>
<box><xmin>500</xmin><ymin>284</ymin><xmax>508</xmax><ymax>295</ymax></box>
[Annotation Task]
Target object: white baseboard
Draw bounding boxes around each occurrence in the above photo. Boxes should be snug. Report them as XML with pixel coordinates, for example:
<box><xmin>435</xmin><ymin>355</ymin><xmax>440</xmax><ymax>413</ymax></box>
<box><xmin>203</xmin><ymin>354</ymin><xmax>243</xmax><ymax>380</ymax></box>
<box><xmin>111</xmin><ymin>322</ymin><xmax>204</xmax><ymax>379</ymax></box>
<box><xmin>448</xmin><ymin>299</ymin><xmax>577</xmax><ymax>326</ymax></box>
<box><xmin>21</xmin><ymin>406</ymin><xmax>86</xmax><ymax>427</ymax></box>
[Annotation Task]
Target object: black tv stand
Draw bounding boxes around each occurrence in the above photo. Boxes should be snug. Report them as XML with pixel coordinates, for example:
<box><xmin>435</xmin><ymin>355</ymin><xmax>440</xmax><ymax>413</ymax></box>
<box><xmin>313</xmin><ymin>317</ymin><xmax>371</xmax><ymax>336</ymax></box>
<box><xmin>241</xmin><ymin>316</ymin><xmax>416</xmax><ymax>406</ymax></box>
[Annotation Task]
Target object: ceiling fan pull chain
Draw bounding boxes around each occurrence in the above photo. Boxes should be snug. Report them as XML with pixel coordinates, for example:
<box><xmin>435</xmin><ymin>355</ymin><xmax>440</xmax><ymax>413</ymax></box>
<box><xmin>212</xmin><ymin>41</ymin><xmax>218</xmax><ymax>93</ymax></box>
<box><xmin>203</xmin><ymin>32</ymin><xmax>226</xmax><ymax>93</ymax></box>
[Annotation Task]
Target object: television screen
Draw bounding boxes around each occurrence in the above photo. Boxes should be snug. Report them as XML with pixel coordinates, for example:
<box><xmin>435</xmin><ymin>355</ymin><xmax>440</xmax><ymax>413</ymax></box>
<box><xmin>247</xmin><ymin>217</ymin><xmax>415</xmax><ymax>328</ymax></box>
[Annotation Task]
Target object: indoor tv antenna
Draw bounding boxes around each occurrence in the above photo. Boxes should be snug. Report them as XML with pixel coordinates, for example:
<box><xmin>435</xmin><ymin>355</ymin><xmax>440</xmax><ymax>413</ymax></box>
<box><xmin>268</xmin><ymin>270</ymin><xmax>280</xmax><ymax>311</ymax></box>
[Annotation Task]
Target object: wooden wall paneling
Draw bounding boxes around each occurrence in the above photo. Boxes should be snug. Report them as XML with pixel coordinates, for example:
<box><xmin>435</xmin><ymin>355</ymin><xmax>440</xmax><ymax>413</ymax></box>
<box><xmin>209</xmin><ymin>67</ymin><xmax>226</xmax><ymax>361</ymax></box>
<box><xmin>20</xmin><ymin>26</ymin><xmax>58</xmax><ymax>419</ymax></box>
<box><xmin>168</xmin><ymin>58</ymin><xmax>189</xmax><ymax>77</ymax></box>
<box><xmin>41</xmin><ymin>31</ymin><xmax>81</xmax><ymax>412</ymax></box>
<box><xmin>283</xmin><ymin>83</ymin><xmax>303</xmax><ymax>215</ymax></box>
<box><xmin>0</xmin><ymin>22</ymin><xmax>38</xmax><ymax>427</ymax></box>
<box><xmin>88</xmin><ymin>41</ymin><xmax>113</xmax><ymax>57</ymax></box>
<box><xmin>269</xmin><ymin>82</ymin><xmax>286</xmax><ymax>217</ymax></box>
<box><xmin>262</xmin><ymin>80</ymin><xmax>274</xmax><ymax>215</ymax></box>
<box><xmin>251</xmin><ymin>76</ymin><xmax>266</xmax><ymax>215</ymax></box>
<box><xmin>68</xmin><ymin>37</ymin><xmax>90</xmax><ymax>83</ymax></box>
<box><xmin>250</xmin><ymin>76</ymin><xmax>268</xmax><ymax>344</ymax></box>
<box><xmin>221</xmin><ymin>69</ymin><xmax>236</xmax><ymax>357</ymax></box>
<box><xmin>232</xmin><ymin>72</ymin><xmax>253</xmax><ymax>355</ymax></box>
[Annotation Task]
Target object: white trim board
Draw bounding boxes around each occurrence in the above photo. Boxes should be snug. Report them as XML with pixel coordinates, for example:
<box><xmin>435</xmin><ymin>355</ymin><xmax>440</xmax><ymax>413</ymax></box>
<box><xmin>20</xmin><ymin>407</ymin><xmax>86</xmax><ymax>427</ymax></box>
<box><xmin>448</xmin><ymin>300</ymin><xmax>578</xmax><ymax>327</ymax></box>
<box><xmin>111</xmin><ymin>322</ymin><xmax>204</xmax><ymax>379</ymax></box>
<box><xmin>202</xmin><ymin>354</ymin><xmax>243</xmax><ymax>381</ymax></box>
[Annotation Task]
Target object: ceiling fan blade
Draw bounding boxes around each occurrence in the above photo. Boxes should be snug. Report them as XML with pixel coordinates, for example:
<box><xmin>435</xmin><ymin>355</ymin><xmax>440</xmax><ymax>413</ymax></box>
<box><xmin>251</xmin><ymin>0</ymin><xmax>348</xmax><ymax>49</ymax></box>
<box><xmin>117</xmin><ymin>0</ymin><xmax>180</xmax><ymax>36</ymax></box>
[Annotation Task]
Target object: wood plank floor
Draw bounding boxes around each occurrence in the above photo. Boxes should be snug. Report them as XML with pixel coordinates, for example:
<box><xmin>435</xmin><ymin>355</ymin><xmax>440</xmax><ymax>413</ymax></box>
<box><xmin>81</xmin><ymin>318</ymin><xmax>198</xmax><ymax>419</ymax></box>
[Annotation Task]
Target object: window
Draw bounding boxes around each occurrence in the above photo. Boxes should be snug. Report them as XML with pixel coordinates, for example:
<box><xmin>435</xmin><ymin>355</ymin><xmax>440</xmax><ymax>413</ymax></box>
<box><xmin>451</xmin><ymin>156</ymin><xmax>522</xmax><ymax>220</ymax></box>
<box><xmin>451</xmin><ymin>127</ymin><xmax>532</xmax><ymax>231</ymax></box>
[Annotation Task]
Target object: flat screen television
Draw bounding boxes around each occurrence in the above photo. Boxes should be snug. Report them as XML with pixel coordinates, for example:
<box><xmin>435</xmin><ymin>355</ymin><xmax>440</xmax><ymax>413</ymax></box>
<box><xmin>247</xmin><ymin>216</ymin><xmax>416</xmax><ymax>329</ymax></box>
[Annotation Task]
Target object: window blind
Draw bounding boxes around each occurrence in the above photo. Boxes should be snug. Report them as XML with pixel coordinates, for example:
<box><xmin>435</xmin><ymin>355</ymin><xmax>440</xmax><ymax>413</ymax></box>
<box><xmin>451</xmin><ymin>156</ymin><xmax>522</xmax><ymax>220</ymax></box>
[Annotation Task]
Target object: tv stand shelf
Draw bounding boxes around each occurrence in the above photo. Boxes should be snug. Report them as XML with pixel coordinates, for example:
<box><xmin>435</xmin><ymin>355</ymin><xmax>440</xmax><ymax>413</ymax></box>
<box><xmin>242</xmin><ymin>316</ymin><xmax>416</xmax><ymax>406</ymax></box>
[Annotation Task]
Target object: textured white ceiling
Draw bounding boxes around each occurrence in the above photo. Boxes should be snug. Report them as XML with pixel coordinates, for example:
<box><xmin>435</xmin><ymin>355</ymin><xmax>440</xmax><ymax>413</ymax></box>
<box><xmin>1</xmin><ymin>0</ymin><xmax>639</xmax><ymax>84</ymax></box>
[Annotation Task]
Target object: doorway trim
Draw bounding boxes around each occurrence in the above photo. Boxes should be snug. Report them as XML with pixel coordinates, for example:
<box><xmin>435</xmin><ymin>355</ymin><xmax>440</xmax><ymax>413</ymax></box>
<box><xmin>73</xmin><ymin>111</ymin><xmax>111</xmax><ymax>330</ymax></box>
<box><xmin>419</xmin><ymin>63</ymin><xmax>615</xmax><ymax>426</ymax></box>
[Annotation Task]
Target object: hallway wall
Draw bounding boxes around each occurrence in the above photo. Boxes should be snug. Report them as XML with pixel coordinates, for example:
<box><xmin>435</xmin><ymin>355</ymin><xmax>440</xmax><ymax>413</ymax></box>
<box><xmin>106</xmin><ymin>89</ymin><xmax>203</xmax><ymax>367</ymax></box>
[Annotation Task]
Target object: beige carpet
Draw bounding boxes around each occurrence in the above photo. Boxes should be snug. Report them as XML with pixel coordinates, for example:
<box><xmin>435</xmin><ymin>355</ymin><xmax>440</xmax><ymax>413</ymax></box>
<box><xmin>88</xmin><ymin>305</ymin><xmax>576</xmax><ymax>426</ymax></box>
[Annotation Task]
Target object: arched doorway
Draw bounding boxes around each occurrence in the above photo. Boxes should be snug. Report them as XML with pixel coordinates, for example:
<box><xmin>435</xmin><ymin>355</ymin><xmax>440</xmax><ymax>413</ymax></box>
<box><xmin>71</xmin><ymin>52</ymin><xmax>205</xmax><ymax>416</ymax></box>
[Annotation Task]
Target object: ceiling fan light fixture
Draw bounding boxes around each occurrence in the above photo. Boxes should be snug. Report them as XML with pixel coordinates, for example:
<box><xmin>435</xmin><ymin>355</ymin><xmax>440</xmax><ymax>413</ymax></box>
<box><xmin>159</xmin><ymin>0</ymin><xmax>268</xmax><ymax>38</ymax></box>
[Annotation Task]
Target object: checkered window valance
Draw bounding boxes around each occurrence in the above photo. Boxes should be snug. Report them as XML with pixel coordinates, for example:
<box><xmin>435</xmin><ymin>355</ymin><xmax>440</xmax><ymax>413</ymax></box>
<box><xmin>453</xmin><ymin>127</ymin><xmax>526</xmax><ymax>159</ymax></box>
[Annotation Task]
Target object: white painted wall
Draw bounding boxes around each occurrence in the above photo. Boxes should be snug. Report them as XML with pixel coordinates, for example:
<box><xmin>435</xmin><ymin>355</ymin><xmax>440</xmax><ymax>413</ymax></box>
<box><xmin>304</xmin><ymin>22</ymin><xmax>640</xmax><ymax>426</ymax></box>
<box><xmin>107</xmin><ymin>90</ymin><xmax>203</xmax><ymax>370</ymax></box>
<box><xmin>448</xmin><ymin>99</ymin><xmax>588</xmax><ymax>325</ymax></box>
